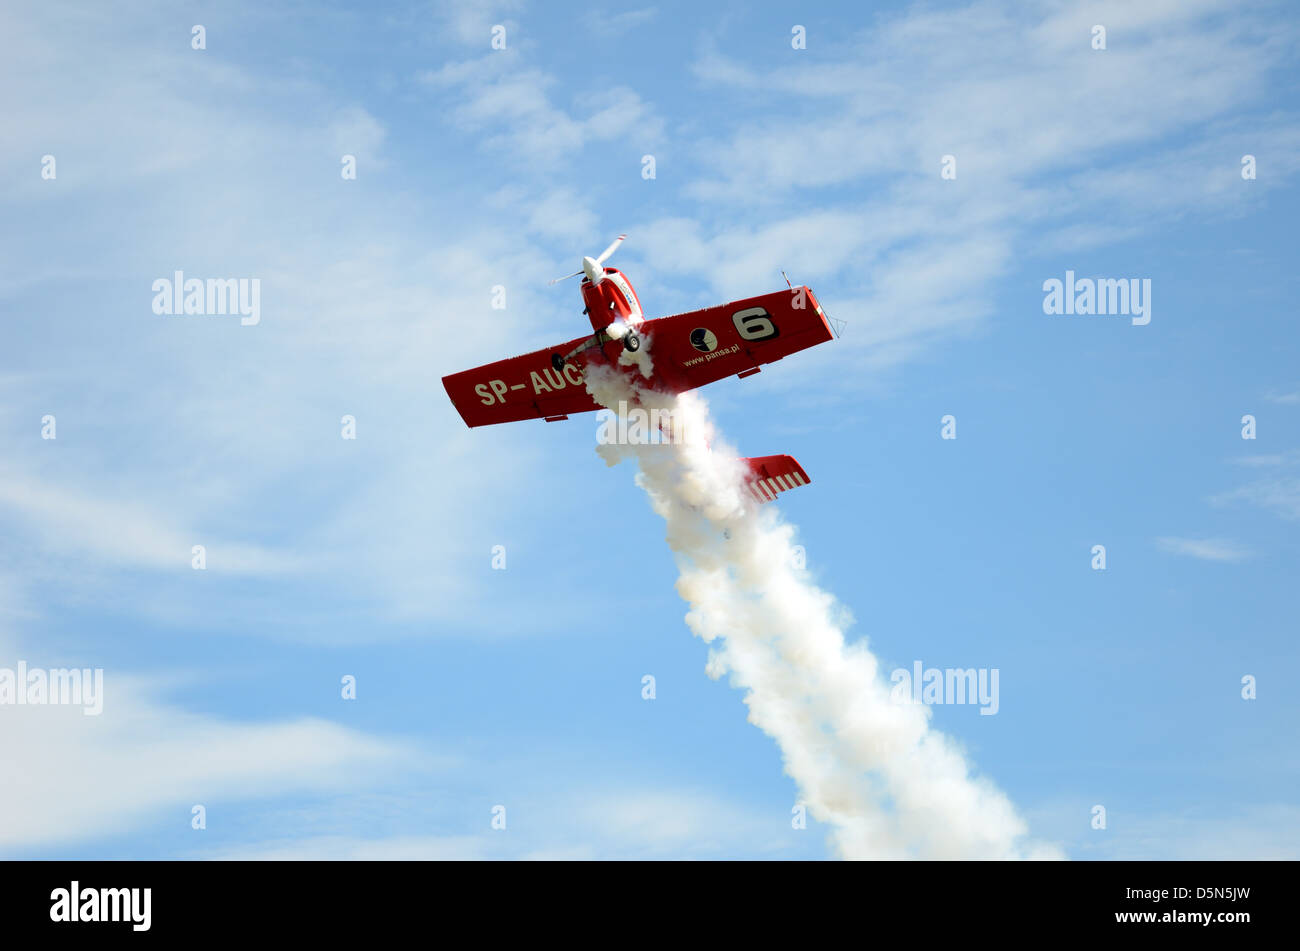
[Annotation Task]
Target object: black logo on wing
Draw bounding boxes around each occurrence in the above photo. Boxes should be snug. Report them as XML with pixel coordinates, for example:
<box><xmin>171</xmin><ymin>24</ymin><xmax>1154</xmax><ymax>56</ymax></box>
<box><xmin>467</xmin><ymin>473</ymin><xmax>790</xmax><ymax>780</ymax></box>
<box><xmin>690</xmin><ymin>328</ymin><xmax>718</xmax><ymax>353</ymax></box>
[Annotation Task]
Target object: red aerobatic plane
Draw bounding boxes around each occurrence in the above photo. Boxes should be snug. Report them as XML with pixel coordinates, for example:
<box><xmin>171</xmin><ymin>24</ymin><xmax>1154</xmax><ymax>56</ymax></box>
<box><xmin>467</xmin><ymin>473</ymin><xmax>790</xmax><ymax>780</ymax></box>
<box><xmin>442</xmin><ymin>236</ymin><xmax>835</xmax><ymax>504</ymax></box>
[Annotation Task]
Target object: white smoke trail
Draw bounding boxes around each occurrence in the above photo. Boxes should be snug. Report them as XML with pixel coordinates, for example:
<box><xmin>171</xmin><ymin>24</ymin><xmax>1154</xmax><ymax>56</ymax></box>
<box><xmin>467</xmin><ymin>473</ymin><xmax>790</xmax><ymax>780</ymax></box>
<box><xmin>586</xmin><ymin>355</ymin><xmax>1061</xmax><ymax>860</ymax></box>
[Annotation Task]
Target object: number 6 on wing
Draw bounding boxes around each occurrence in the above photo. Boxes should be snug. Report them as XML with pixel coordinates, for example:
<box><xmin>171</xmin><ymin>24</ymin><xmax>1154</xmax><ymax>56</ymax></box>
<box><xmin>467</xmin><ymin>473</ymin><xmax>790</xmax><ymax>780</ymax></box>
<box><xmin>732</xmin><ymin>307</ymin><xmax>779</xmax><ymax>341</ymax></box>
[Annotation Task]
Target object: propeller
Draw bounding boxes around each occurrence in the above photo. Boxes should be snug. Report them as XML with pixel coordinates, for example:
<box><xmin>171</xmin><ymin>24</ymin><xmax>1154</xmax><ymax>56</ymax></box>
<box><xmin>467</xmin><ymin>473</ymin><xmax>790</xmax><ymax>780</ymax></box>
<box><xmin>548</xmin><ymin>234</ymin><xmax>626</xmax><ymax>286</ymax></box>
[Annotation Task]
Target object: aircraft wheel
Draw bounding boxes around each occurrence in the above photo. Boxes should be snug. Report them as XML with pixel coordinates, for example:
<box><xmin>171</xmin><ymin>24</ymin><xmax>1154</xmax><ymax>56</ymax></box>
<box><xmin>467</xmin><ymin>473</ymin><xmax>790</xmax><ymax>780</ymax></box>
<box><xmin>551</xmin><ymin>353</ymin><xmax>565</xmax><ymax>372</ymax></box>
<box><xmin>623</xmin><ymin>333</ymin><xmax>641</xmax><ymax>353</ymax></box>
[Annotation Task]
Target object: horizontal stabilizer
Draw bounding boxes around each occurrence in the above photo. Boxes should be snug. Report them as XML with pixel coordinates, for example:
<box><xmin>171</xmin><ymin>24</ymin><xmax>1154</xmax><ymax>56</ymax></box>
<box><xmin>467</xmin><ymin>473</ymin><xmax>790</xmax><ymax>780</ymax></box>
<box><xmin>741</xmin><ymin>454</ymin><xmax>810</xmax><ymax>504</ymax></box>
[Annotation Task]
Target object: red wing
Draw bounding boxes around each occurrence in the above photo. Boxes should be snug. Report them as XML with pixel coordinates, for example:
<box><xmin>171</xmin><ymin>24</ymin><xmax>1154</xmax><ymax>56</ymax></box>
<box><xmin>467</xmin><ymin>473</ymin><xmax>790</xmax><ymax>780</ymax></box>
<box><xmin>444</xmin><ymin>286</ymin><xmax>834</xmax><ymax>428</ymax></box>
<box><xmin>641</xmin><ymin>286</ymin><xmax>834</xmax><ymax>395</ymax></box>
<box><xmin>442</xmin><ymin>334</ymin><xmax>603</xmax><ymax>428</ymax></box>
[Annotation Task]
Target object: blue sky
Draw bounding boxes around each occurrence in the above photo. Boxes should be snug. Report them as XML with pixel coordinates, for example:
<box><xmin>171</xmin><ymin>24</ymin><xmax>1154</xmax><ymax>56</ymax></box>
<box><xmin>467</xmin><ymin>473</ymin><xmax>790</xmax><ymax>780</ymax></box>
<box><xmin>1</xmin><ymin>0</ymin><xmax>1297</xmax><ymax>859</ymax></box>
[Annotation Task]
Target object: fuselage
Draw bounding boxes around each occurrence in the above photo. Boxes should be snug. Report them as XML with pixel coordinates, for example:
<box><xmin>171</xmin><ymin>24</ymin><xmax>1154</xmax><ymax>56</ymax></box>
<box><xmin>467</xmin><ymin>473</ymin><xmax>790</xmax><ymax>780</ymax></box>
<box><xmin>580</xmin><ymin>267</ymin><xmax>644</xmax><ymax>335</ymax></box>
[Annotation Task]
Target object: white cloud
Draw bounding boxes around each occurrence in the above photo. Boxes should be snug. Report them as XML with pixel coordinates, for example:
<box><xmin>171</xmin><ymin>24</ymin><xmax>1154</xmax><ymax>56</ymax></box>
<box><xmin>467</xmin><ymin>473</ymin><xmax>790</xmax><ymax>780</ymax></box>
<box><xmin>520</xmin><ymin>187</ymin><xmax>600</xmax><ymax>246</ymax></box>
<box><xmin>329</xmin><ymin>106</ymin><xmax>388</xmax><ymax>170</ymax></box>
<box><xmin>1213</xmin><ymin>451</ymin><xmax>1300</xmax><ymax>521</ymax></box>
<box><xmin>647</xmin><ymin>0</ymin><xmax>1300</xmax><ymax>386</ymax></box>
<box><xmin>0</xmin><ymin>0</ymin><xmax>603</xmax><ymax>631</ymax></box>
<box><xmin>587</xmin><ymin>7</ymin><xmax>657</xmax><ymax>38</ymax></box>
<box><xmin>1063</xmin><ymin>804</ymin><xmax>1300</xmax><ymax>861</ymax></box>
<box><xmin>1229</xmin><ymin>454</ymin><xmax>1291</xmax><ymax>468</ymax></box>
<box><xmin>198</xmin><ymin>787</ymin><xmax>801</xmax><ymax>860</ymax></box>
<box><xmin>1213</xmin><ymin>478</ymin><xmax>1300</xmax><ymax>521</ymax></box>
<box><xmin>0</xmin><ymin>471</ymin><xmax>301</xmax><ymax>575</ymax></box>
<box><xmin>434</xmin><ymin>0</ymin><xmax>526</xmax><ymax>47</ymax></box>
<box><xmin>420</xmin><ymin>55</ymin><xmax>663</xmax><ymax>166</ymax></box>
<box><xmin>205</xmin><ymin>834</ymin><xmax>495</xmax><ymax>861</ymax></box>
<box><xmin>690</xmin><ymin>1</ymin><xmax>1288</xmax><ymax>196</ymax></box>
<box><xmin>0</xmin><ymin>655</ymin><xmax>410</xmax><ymax>852</ymax></box>
<box><xmin>1155</xmin><ymin>537</ymin><xmax>1251</xmax><ymax>562</ymax></box>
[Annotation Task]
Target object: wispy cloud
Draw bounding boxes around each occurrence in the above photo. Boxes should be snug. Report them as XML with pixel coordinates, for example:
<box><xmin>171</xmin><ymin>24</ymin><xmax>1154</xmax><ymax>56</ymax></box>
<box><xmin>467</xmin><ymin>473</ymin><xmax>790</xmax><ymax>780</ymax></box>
<box><xmin>1030</xmin><ymin>798</ymin><xmax>1300</xmax><ymax>861</ymax></box>
<box><xmin>1213</xmin><ymin>479</ymin><xmax>1300</xmax><ymax>521</ymax></box>
<box><xmin>1230</xmin><ymin>453</ymin><xmax>1294</xmax><ymax>468</ymax></box>
<box><xmin>588</xmin><ymin>7</ymin><xmax>657</xmax><ymax>38</ymax></box>
<box><xmin>1155</xmin><ymin>536</ymin><xmax>1251</xmax><ymax>562</ymax></box>
<box><xmin>0</xmin><ymin>657</ymin><xmax>411</xmax><ymax>852</ymax></box>
<box><xmin>640</xmin><ymin>1</ymin><xmax>1300</xmax><ymax>384</ymax></box>
<box><xmin>688</xmin><ymin>2</ymin><xmax>1294</xmax><ymax>198</ymax></box>
<box><xmin>1215</xmin><ymin>451</ymin><xmax>1300</xmax><ymax>521</ymax></box>
<box><xmin>198</xmin><ymin>787</ymin><xmax>802</xmax><ymax>860</ymax></box>
<box><xmin>1076</xmin><ymin>804</ymin><xmax>1300</xmax><ymax>861</ymax></box>
<box><xmin>0</xmin><ymin>0</ymin><xmax>597</xmax><ymax>632</ymax></box>
<box><xmin>421</xmin><ymin>54</ymin><xmax>663</xmax><ymax>167</ymax></box>
<box><xmin>434</xmin><ymin>0</ymin><xmax>527</xmax><ymax>47</ymax></box>
<box><xmin>0</xmin><ymin>471</ymin><xmax>302</xmax><ymax>575</ymax></box>
<box><xmin>1264</xmin><ymin>389</ymin><xmax>1300</xmax><ymax>405</ymax></box>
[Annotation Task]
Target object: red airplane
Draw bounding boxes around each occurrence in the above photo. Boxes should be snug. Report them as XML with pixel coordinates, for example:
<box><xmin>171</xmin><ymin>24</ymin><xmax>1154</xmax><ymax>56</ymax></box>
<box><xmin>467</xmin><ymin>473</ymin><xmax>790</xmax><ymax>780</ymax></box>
<box><xmin>442</xmin><ymin>235</ymin><xmax>835</xmax><ymax>504</ymax></box>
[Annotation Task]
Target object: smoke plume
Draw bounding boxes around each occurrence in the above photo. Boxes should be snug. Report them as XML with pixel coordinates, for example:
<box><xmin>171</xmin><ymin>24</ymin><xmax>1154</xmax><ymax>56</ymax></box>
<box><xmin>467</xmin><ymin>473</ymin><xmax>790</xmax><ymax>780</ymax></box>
<box><xmin>585</xmin><ymin>356</ymin><xmax>1060</xmax><ymax>860</ymax></box>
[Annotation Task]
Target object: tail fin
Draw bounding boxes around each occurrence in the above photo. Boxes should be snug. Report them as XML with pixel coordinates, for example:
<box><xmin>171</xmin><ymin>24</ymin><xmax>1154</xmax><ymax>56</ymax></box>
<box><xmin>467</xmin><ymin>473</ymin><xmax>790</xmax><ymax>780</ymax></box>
<box><xmin>741</xmin><ymin>454</ymin><xmax>811</xmax><ymax>504</ymax></box>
